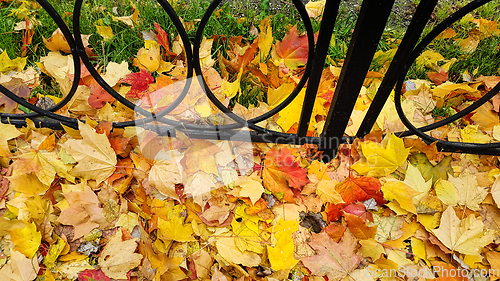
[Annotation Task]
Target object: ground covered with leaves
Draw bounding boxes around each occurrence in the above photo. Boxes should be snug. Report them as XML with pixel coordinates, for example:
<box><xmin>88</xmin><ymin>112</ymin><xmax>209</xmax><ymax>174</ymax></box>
<box><xmin>3</xmin><ymin>0</ymin><xmax>500</xmax><ymax>281</ymax></box>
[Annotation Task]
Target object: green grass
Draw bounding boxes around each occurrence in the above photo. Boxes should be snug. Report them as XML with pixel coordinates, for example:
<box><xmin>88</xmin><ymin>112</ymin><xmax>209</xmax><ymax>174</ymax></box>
<box><xmin>1</xmin><ymin>0</ymin><xmax>500</xmax><ymax>109</ymax></box>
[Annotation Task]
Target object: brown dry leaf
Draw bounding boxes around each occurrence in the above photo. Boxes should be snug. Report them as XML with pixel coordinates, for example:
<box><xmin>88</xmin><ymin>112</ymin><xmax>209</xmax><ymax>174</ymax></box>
<box><xmin>0</xmin><ymin>250</ymin><xmax>39</xmax><ymax>281</ymax></box>
<box><xmin>301</xmin><ymin>230</ymin><xmax>361</xmax><ymax>280</ymax></box>
<box><xmin>56</xmin><ymin>184</ymin><xmax>108</xmax><ymax>239</ymax></box>
<box><xmin>98</xmin><ymin>231</ymin><xmax>143</xmax><ymax>279</ymax></box>
<box><xmin>61</xmin><ymin>122</ymin><xmax>117</xmax><ymax>185</ymax></box>
<box><xmin>184</xmin><ymin>171</ymin><xmax>216</xmax><ymax>207</ymax></box>
<box><xmin>191</xmin><ymin>249</ymin><xmax>212</xmax><ymax>280</ymax></box>
<box><xmin>148</xmin><ymin>158</ymin><xmax>183</xmax><ymax>200</ymax></box>
<box><xmin>471</xmin><ymin>101</ymin><xmax>500</xmax><ymax>131</ymax></box>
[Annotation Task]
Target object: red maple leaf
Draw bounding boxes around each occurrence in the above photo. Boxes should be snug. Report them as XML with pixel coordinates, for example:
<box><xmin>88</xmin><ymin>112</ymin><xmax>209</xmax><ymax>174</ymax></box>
<box><xmin>78</xmin><ymin>269</ymin><xmax>111</xmax><ymax>281</ymax></box>
<box><xmin>120</xmin><ymin>69</ymin><xmax>155</xmax><ymax>99</ymax></box>
<box><xmin>88</xmin><ymin>79</ymin><xmax>115</xmax><ymax>109</ymax></box>
<box><xmin>335</xmin><ymin>176</ymin><xmax>385</xmax><ymax>205</ymax></box>
<box><xmin>154</xmin><ymin>22</ymin><xmax>178</xmax><ymax>58</ymax></box>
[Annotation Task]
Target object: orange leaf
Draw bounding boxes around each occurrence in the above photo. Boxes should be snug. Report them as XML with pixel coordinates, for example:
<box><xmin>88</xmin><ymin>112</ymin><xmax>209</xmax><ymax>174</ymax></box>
<box><xmin>426</xmin><ymin>69</ymin><xmax>448</xmax><ymax>85</ymax></box>
<box><xmin>323</xmin><ymin>223</ymin><xmax>346</xmax><ymax>242</ymax></box>
<box><xmin>262</xmin><ymin>148</ymin><xmax>309</xmax><ymax>202</ymax></box>
<box><xmin>431</xmin><ymin>261</ymin><xmax>468</xmax><ymax>280</ymax></box>
<box><xmin>335</xmin><ymin>176</ymin><xmax>384</xmax><ymax>205</ymax></box>
<box><xmin>344</xmin><ymin>212</ymin><xmax>377</xmax><ymax>240</ymax></box>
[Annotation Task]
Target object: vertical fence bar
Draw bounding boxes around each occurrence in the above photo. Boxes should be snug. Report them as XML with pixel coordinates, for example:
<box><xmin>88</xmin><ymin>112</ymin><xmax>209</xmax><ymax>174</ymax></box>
<box><xmin>320</xmin><ymin>0</ymin><xmax>395</xmax><ymax>161</ymax></box>
<box><xmin>355</xmin><ymin>0</ymin><xmax>438</xmax><ymax>138</ymax></box>
<box><xmin>297</xmin><ymin>0</ymin><xmax>341</xmax><ymax>137</ymax></box>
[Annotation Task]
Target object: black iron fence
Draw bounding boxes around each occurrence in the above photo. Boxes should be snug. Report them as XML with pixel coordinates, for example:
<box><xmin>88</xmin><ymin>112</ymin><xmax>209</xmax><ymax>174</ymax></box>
<box><xmin>1</xmin><ymin>0</ymin><xmax>499</xmax><ymax>161</ymax></box>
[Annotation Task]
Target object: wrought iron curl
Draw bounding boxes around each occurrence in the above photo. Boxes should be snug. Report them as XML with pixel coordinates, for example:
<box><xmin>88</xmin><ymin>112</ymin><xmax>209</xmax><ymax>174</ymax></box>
<box><xmin>394</xmin><ymin>0</ymin><xmax>500</xmax><ymax>152</ymax></box>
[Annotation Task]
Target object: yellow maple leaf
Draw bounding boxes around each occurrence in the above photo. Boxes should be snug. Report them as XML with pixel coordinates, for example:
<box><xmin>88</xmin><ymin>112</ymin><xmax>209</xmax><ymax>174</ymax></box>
<box><xmin>404</xmin><ymin>164</ymin><xmax>431</xmax><ymax>204</ymax></box>
<box><xmin>268</xmin><ymin>234</ymin><xmax>299</xmax><ymax>271</ymax></box>
<box><xmin>135</xmin><ymin>40</ymin><xmax>161</xmax><ymax>72</ymax></box>
<box><xmin>447</xmin><ymin>170</ymin><xmax>487</xmax><ymax>211</ymax></box>
<box><xmin>235</xmin><ymin>176</ymin><xmax>265</xmax><ymax>205</ymax></box>
<box><xmin>9</xmin><ymin>221</ymin><xmax>41</xmax><ymax>259</ymax></box>
<box><xmin>359</xmin><ymin>238</ymin><xmax>385</xmax><ymax>261</ymax></box>
<box><xmin>352</xmin><ymin>133</ymin><xmax>410</xmax><ymax>177</ymax></box>
<box><xmin>0</xmin><ymin>51</ymin><xmax>26</xmax><ymax>74</ymax></box>
<box><xmin>431</xmin><ymin>206</ymin><xmax>494</xmax><ymax>256</ymax></box>
<box><xmin>115</xmin><ymin>212</ymin><xmax>140</xmax><ymax>234</ymax></box>
<box><xmin>415</xmin><ymin>50</ymin><xmax>445</xmax><ymax>70</ymax></box>
<box><xmin>95</xmin><ymin>25</ymin><xmax>113</xmax><ymax>42</ymax></box>
<box><xmin>308</xmin><ymin>160</ymin><xmax>330</xmax><ymax>180</ymax></box>
<box><xmin>0</xmin><ymin>124</ymin><xmax>21</xmax><ymax>157</ymax></box>
<box><xmin>381</xmin><ymin>180</ymin><xmax>420</xmax><ymax>214</ymax></box>
<box><xmin>220</xmin><ymin>69</ymin><xmax>243</xmax><ymax>99</ymax></box>
<box><xmin>460</xmin><ymin>124</ymin><xmax>492</xmax><ymax>144</ymax></box>
<box><xmin>267</xmin><ymin>219</ymin><xmax>300</xmax><ymax>272</ymax></box>
<box><xmin>157</xmin><ymin>205</ymin><xmax>195</xmax><ymax>242</ymax></box>
<box><xmin>233</xmin><ymin>225</ymin><xmax>264</xmax><ymax>254</ymax></box>
<box><xmin>101</xmin><ymin>61</ymin><xmax>131</xmax><ymax>87</ymax></box>
<box><xmin>253</xmin><ymin>16</ymin><xmax>273</xmax><ymax>62</ymax></box>
<box><xmin>316</xmin><ymin>179</ymin><xmax>344</xmax><ymax>204</ymax></box>
<box><xmin>98</xmin><ymin>231</ymin><xmax>143</xmax><ymax>280</ymax></box>
<box><xmin>61</xmin><ymin>122</ymin><xmax>117</xmax><ymax>185</ymax></box>
<box><xmin>305</xmin><ymin>0</ymin><xmax>326</xmax><ymax>18</ymax></box>
<box><xmin>434</xmin><ymin>179</ymin><xmax>459</xmax><ymax>206</ymax></box>
<box><xmin>275</xmin><ymin>88</ymin><xmax>306</xmax><ymax>132</ymax></box>
<box><xmin>471</xmin><ymin>101</ymin><xmax>499</xmax><ymax>131</ymax></box>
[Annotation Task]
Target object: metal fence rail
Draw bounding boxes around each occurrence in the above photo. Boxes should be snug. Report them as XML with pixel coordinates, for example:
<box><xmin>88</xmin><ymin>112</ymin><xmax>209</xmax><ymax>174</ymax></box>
<box><xmin>1</xmin><ymin>0</ymin><xmax>499</xmax><ymax>161</ymax></box>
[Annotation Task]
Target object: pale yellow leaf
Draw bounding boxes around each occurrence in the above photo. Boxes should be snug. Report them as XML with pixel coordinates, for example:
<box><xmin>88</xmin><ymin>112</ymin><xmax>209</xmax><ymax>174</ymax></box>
<box><xmin>404</xmin><ymin>163</ymin><xmax>431</xmax><ymax>204</ymax></box>
<box><xmin>0</xmin><ymin>250</ymin><xmax>39</xmax><ymax>281</ymax></box>
<box><xmin>359</xmin><ymin>238</ymin><xmax>384</xmax><ymax>261</ymax></box>
<box><xmin>491</xmin><ymin>177</ymin><xmax>500</xmax><ymax>209</ymax></box>
<box><xmin>98</xmin><ymin>231</ymin><xmax>143</xmax><ymax>280</ymax></box>
<box><xmin>435</xmin><ymin>179</ymin><xmax>459</xmax><ymax>206</ymax></box>
<box><xmin>0</xmin><ymin>123</ymin><xmax>21</xmax><ymax>157</ymax></box>
<box><xmin>61</xmin><ymin>122</ymin><xmax>117</xmax><ymax>184</ymax></box>
<box><xmin>431</xmin><ymin>206</ymin><xmax>494</xmax><ymax>256</ymax></box>
<box><xmin>115</xmin><ymin>212</ymin><xmax>140</xmax><ymax>234</ymax></box>
<box><xmin>215</xmin><ymin>233</ymin><xmax>261</xmax><ymax>267</ymax></box>
<box><xmin>149</xmin><ymin>159</ymin><xmax>182</xmax><ymax>200</ymax></box>
<box><xmin>237</xmin><ymin>177</ymin><xmax>264</xmax><ymax>205</ymax></box>
<box><xmin>316</xmin><ymin>179</ymin><xmax>344</xmax><ymax>204</ymax></box>
<box><xmin>447</xmin><ymin>170</ymin><xmax>487</xmax><ymax>211</ymax></box>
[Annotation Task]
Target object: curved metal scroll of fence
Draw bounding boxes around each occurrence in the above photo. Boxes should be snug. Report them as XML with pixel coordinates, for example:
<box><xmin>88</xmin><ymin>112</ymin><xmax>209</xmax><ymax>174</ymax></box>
<box><xmin>1</xmin><ymin>0</ymin><xmax>499</xmax><ymax>161</ymax></box>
